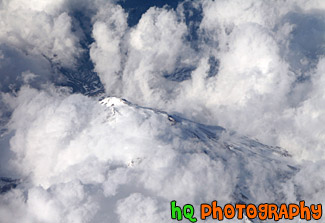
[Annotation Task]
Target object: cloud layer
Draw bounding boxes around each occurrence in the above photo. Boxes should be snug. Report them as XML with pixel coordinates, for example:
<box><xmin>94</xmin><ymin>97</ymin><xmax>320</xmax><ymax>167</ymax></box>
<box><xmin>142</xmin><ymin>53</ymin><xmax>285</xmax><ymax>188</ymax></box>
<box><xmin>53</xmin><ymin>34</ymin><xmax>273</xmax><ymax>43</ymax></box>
<box><xmin>0</xmin><ymin>86</ymin><xmax>305</xmax><ymax>222</ymax></box>
<box><xmin>0</xmin><ymin>0</ymin><xmax>325</xmax><ymax>222</ymax></box>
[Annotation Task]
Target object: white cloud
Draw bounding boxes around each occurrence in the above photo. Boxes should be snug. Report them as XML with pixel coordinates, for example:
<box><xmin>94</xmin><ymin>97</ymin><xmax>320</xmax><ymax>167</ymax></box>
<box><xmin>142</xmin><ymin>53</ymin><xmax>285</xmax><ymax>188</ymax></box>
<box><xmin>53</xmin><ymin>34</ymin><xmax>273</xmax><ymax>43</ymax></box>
<box><xmin>0</xmin><ymin>85</ymin><xmax>302</xmax><ymax>222</ymax></box>
<box><xmin>116</xmin><ymin>193</ymin><xmax>169</xmax><ymax>223</ymax></box>
<box><xmin>89</xmin><ymin>0</ymin><xmax>325</xmax><ymax>162</ymax></box>
<box><xmin>1</xmin><ymin>0</ymin><xmax>325</xmax><ymax>222</ymax></box>
<box><xmin>90</xmin><ymin>3</ymin><xmax>128</xmax><ymax>95</ymax></box>
<box><xmin>0</xmin><ymin>2</ymin><xmax>81</xmax><ymax>67</ymax></box>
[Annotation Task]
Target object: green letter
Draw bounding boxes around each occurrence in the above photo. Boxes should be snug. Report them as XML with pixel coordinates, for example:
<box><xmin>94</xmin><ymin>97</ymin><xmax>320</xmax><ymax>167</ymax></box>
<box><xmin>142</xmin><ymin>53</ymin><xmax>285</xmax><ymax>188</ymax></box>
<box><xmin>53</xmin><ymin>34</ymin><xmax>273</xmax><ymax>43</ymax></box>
<box><xmin>171</xmin><ymin>201</ymin><xmax>182</xmax><ymax>220</ymax></box>
<box><xmin>184</xmin><ymin>204</ymin><xmax>197</xmax><ymax>222</ymax></box>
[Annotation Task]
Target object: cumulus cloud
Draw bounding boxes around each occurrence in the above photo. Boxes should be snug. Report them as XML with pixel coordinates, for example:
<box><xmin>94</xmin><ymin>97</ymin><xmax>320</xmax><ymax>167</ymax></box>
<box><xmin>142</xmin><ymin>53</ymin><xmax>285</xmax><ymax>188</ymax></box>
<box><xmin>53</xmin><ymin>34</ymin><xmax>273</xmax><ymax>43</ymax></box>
<box><xmin>0</xmin><ymin>0</ymin><xmax>110</xmax><ymax>95</ymax></box>
<box><xmin>90</xmin><ymin>3</ymin><xmax>128</xmax><ymax>95</ymax></box>
<box><xmin>1</xmin><ymin>0</ymin><xmax>325</xmax><ymax>222</ymax></box>
<box><xmin>0</xmin><ymin>85</ymin><xmax>307</xmax><ymax>222</ymax></box>
<box><xmin>89</xmin><ymin>0</ymin><xmax>325</xmax><ymax>162</ymax></box>
<box><xmin>0</xmin><ymin>0</ymin><xmax>81</xmax><ymax>67</ymax></box>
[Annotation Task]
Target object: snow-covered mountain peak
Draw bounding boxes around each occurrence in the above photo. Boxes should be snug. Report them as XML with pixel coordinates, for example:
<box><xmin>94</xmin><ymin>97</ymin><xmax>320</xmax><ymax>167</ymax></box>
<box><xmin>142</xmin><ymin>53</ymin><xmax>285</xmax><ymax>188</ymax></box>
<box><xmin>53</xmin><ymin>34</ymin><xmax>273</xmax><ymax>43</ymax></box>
<box><xmin>95</xmin><ymin>96</ymin><xmax>298</xmax><ymax>204</ymax></box>
<box><xmin>100</xmin><ymin>97</ymin><xmax>129</xmax><ymax>108</ymax></box>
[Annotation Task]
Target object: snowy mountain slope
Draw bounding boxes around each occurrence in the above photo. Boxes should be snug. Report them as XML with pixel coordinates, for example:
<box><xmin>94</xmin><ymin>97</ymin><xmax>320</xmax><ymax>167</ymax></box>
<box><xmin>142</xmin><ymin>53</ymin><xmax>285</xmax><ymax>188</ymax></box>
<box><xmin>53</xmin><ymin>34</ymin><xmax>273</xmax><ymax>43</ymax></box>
<box><xmin>99</xmin><ymin>96</ymin><xmax>298</xmax><ymax>203</ymax></box>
